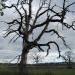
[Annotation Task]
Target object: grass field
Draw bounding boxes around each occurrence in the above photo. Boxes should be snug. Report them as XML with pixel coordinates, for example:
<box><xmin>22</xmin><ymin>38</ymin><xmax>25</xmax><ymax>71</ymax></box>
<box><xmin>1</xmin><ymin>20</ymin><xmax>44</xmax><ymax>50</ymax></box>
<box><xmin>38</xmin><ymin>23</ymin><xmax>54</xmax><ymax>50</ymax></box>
<box><xmin>27</xmin><ymin>68</ymin><xmax>75</xmax><ymax>75</ymax></box>
<box><xmin>0</xmin><ymin>64</ymin><xmax>75</xmax><ymax>75</ymax></box>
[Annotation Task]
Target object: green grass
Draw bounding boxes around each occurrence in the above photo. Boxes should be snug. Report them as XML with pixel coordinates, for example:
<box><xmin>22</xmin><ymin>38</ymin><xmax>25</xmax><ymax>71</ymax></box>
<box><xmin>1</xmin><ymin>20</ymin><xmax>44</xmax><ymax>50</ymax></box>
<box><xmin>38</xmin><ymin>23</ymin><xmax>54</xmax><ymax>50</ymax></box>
<box><xmin>28</xmin><ymin>69</ymin><xmax>75</xmax><ymax>75</ymax></box>
<box><xmin>0</xmin><ymin>65</ymin><xmax>75</xmax><ymax>75</ymax></box>
<box><xmin>0</xmin><ymin>64</ymin><xmax>18</xmax><ymax>75</ymax></box>
<box><xmin>52</xmin><ymin>69</ymin><xmax>75</xmax><ymax>75</ymax></box>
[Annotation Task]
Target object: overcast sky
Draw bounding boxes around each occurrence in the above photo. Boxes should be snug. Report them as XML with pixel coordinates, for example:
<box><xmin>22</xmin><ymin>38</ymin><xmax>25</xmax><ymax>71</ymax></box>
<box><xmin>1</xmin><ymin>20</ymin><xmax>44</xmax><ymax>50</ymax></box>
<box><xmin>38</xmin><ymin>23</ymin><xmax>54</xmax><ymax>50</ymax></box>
<box><xmin>0</xmin><ymin>0</ymin><xmax>75</xmax><ymax>64</ymax></box>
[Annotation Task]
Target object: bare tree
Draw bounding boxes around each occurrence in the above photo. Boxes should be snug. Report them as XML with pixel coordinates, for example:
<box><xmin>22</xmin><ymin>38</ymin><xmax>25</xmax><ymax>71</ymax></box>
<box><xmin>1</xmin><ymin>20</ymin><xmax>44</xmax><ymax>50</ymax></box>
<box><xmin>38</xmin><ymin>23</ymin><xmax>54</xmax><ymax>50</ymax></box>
<box><xmin>32</xmin><ymin>53</ymin><xmax>44</xmax><ymax>64</ymax></box>
<box><xmin>61</xmin><ymin>51</ymin><xmax>74</xmax><ymax>69</ymax></box>
<box><xmin>1</xmin><ymin>0</ymin><xmax>75</xmax><ymax>75</ymax></box>
<box><xmin>34</xmin><ymin>55</ymin><xmax>40</xmax><ymax>64</ymax></box>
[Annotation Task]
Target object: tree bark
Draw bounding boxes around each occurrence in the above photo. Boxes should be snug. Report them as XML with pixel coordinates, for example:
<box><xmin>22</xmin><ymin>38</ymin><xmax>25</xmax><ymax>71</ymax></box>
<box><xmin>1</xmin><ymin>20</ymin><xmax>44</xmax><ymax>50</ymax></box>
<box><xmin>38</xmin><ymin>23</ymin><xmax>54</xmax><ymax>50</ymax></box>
<box><xmin>18</xmin><ymin>41</ymin><xmax>29</xmax><ymax>75</ymax></box>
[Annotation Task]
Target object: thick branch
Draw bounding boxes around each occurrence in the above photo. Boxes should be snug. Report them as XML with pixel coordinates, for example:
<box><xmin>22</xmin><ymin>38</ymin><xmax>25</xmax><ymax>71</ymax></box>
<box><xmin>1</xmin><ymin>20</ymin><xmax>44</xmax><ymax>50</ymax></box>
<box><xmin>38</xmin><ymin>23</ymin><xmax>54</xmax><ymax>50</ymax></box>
<box><xmin>7</xmin><ymin>19</ymin><xmax>20</xmax><ymax>24</ymax></box>
<box><xmin>35</xmin><ymin>16</ymin><xmax>49</xmax><ymax>41</ymax></box>
<box><xmin>37</xmin><ymin>41</ymin><xmax>61</xmax><ymax>57</ymax></box>
<box><xmin>45</xmin><ymin>29</ymin><xmax>70</xmax><ymax>49</ymax></box>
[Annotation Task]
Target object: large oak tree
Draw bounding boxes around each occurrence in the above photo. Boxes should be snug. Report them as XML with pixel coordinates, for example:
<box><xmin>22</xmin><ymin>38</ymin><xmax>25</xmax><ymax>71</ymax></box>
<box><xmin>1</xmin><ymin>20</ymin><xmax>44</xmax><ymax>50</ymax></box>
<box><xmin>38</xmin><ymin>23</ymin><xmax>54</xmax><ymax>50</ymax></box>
<box><xmin>1</xmin><ymin>0</ymin><xmax>75</xmax><ymax>75</ymax></box>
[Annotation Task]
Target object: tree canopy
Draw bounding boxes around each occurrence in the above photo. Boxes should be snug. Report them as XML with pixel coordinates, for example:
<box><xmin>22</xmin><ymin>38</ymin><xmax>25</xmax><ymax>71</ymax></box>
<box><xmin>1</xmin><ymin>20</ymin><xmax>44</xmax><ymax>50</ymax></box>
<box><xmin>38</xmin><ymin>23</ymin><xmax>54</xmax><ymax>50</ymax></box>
<box><xmin>1</xmin><ymin>0</ymin><xmax>75</xmax><ymax>56</ymax></box>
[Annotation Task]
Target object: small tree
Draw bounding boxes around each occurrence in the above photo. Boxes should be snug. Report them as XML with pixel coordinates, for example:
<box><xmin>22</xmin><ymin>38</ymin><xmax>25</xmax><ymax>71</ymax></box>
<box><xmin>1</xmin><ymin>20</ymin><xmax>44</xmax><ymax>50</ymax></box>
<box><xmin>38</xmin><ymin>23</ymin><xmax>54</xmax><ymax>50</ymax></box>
<box><xmin>1</xmin><ymin>0</ymin><xmax>75</xmax><ymax>75</ymax></box>
<box><xmin>61</xmin><ymin>51</ymin><xmax>74</xmax><ymax>69</ymax></box>
<box><xmin>32</xmin><ymin>53</ymin><xmax>44</xmax><ymax>64</ymax></box>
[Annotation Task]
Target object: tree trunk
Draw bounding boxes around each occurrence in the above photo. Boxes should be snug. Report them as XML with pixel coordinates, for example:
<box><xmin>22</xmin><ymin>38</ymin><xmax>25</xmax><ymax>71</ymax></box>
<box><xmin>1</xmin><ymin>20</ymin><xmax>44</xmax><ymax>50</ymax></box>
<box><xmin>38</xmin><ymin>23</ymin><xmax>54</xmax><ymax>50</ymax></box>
<box><xmin>18</xmin><ymin>43</ymin><xmax>29</xmax><ymax>75</ymax></box>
